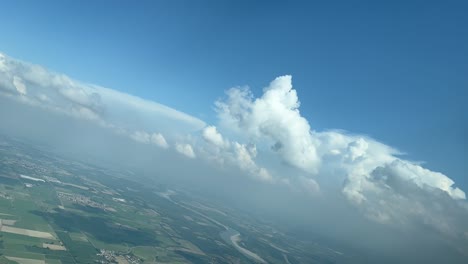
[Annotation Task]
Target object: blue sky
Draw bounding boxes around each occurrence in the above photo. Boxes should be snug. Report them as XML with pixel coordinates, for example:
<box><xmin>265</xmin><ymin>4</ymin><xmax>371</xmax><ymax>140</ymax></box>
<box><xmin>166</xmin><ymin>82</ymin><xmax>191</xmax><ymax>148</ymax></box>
<box><xmin>1</xmin><ymin>0</ymin><xmax>466</xmax><ymax>189</ymax></box>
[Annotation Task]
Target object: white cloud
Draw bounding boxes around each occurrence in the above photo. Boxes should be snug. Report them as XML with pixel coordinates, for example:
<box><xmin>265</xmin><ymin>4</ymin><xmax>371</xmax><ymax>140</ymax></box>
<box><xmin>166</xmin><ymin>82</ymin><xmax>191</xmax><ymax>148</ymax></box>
<box><xmin>151</xmin><ymin>133</ymin><xmax>169</xmax><ymax>149</ymax></box>
<box><xmin>0</xmin><ymin>53</ymin><xmax>205</xmax><ymax>144</ymax></box>
<box><xmin>130</xmin><ymin>131</ymin><xmax>169</xmax><ymax>149</ymax></box>
<box><xmin>59</xmin><ymin>85</ymin><xmax>100</xmax><ymax>109</ymax></box>
<box><xmin>350</xmin><ymin>159</ymin><xmax>468</xmax><ymax>239</ymax></box>
<box><xmin>71</xmin><ymin>105</ymin><xmax>100</xmax><ymax>121</ymax></box>
<box><xmin>215</xmin><ymin>76</ymin><xmax>465</xmax><ymax>196</ymax></box>
<box><xmin>130</xmin><ymin>131</ymin><xmax>152</xmax><ymax>144</ymax></box>
<box><xmin>380</xmin><ymin>160</ymin><xmax>465</xmax><ymax>199</ymax></box>
<box><xmin>94</xmin><ymin>85</ymin><xmax>206</xmax><ymax>133</ymax></box>
<box><xmin>215</xmin><ymin>75</ymin><xmax>466</xmax><ymax>238</ymax></box>
<box><xmin>202</xmin><ymin>126</ymin><xmax>228</xmax><ymax>148</ymax></box>
<box><xmin>216</xmin><ymin>75</ymin><xmax>320</xmax><ymax>174</ymax></box>
<box><xmin>232</xmin><ymin>142</ymin><xmax>273</xmax><ymax>182</ymax></box>
<box><xmin>176</xmin><ymin>143</ymin><xmax>196</xmax><ymax>158</ymax></box>
<box><xmin>201</xmin><ymin>125</ymin><xmax>272</xmax><ymax>182</ymax></box>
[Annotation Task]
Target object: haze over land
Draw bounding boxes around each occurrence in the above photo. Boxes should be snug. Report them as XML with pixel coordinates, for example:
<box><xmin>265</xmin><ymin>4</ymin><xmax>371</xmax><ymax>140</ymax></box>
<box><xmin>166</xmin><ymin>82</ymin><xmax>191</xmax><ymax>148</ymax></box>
<box><xmin>0</xmin><ymin>52</ymin><xmax>467</xmax><ymax>263</ymax></box>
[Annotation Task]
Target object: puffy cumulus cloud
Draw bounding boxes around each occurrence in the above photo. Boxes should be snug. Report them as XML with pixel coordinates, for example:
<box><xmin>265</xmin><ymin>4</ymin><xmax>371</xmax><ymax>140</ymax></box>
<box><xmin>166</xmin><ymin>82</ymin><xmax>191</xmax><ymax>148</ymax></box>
<box><xmin>374</xmin><ymin>160</ymin><xmax>465</xmax><ymax>200</ymax></box>
<box><xmin>202</xmin><ymin>126</ymin><xmax>229</xmax><ymax>148</ymax></box>
<box><xmin>335</xmin><ymin>155</ymin><xmax>468</xmax><ymax>239</ymax></box>
<box><xmin>130</xmin><ymin>131</ymin><xmax>152</xmax><ymax>144</ymax></box>
<box><xmin>353</xmin><ymin>160</ymin><xmax>468</xmax><ymax>242</ymax></box>
<box><xmin>0</xmin><ymin>52</ymin><xmax>205</xmax><ymax>144</ymax></box>
<box><xmin>232</xmin><ymin>142</ymin><xmax>273</xmax><ymax>182</ymax></box>
<box><xmin>315</xmin><ymin>133</ymin><xmax>465</xmax><ymax>205</ymax></box>
<box><xmin>201</xmin><ymin>126</ymin><xmax>273</xmax><ymax>182</ymax></box>
<box><xmin>215</xmin><ymin>75</ymin><xmax>466</xmax><ymax>238</ymax></box>
<box><xmin>151</xmin><ymin>133</ymin><xmax>169</xmax><ymax>149</ymax></box>
<box><xmin>175</xmin><ymin>143</ymin><xmax>196</xmax><ymax>158</ymax></box>
<box><xmin>130</xmin><ymin>131</ymin><xmax>169</xmax><ymax>149</ymax></box>
<box><xmin>216</xmin><ymin>75</ymin><xmax>320</xmax><ymax>174</ymax></box>
<box><xmin>313</xmin><ymin>132</ymin><xmax>401</xmax><ymax>204</ymax></box>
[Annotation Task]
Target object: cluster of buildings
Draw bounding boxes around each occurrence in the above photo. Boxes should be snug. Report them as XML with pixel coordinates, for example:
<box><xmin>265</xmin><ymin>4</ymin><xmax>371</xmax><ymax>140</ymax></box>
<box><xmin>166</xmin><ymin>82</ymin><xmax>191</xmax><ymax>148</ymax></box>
<box><xmin>0</xmin><ymin>192</ymin><xmax>12</xmax><ymax>200</ymax></box>
<box><xmin>57</xmin><ymin>192</ymin><xmax>107</xmax><ymax>210</ymax></box>
<box><xmin>10</xmin><ymin>158</ymin><xmax>49</xmax><ymax>175</ymax></box>
<box><xmin>97</xmin><ymin>249</ymin><xmax>142</xmax><ymax>264</ymax></box>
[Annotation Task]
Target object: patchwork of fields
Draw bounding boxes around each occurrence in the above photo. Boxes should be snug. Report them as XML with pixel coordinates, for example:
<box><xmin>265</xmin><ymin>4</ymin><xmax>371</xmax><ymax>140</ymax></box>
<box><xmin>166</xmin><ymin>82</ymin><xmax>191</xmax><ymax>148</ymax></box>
<box><xmin>0</xmin><ymin>137</ymin><xmax>347</xmax><ymax>264</ymax></box>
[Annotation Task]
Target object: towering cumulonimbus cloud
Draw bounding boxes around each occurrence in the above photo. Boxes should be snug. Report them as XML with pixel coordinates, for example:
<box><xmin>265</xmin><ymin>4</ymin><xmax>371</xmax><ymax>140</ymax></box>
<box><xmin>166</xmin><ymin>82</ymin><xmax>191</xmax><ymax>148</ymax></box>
<box><xmin>216</xmin><ymin>76</ymin><xmax>321</xmax><ymax>174</ymax></box>
<box><xmin>214</xmin><ymin>75</ymin><xmax>467</xmax><ymax>240</ymax></box>
<box><xmin>215</xmin><ymin>75</ymin><xmax>465</xmax><ymax>198</ymax></box>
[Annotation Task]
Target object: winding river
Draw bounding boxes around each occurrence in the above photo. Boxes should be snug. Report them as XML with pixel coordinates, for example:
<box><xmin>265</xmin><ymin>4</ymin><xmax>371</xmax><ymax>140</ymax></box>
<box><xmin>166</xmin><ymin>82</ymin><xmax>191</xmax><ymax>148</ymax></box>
<box><xmin>158</xmin><ymin>191</ymin><xmax>267</xmax><ymax>263</ymax></box>
<box><xmin>220</xmin><ymin>228</ymin><xmax>267</xmax><ymax>263</ymax></box>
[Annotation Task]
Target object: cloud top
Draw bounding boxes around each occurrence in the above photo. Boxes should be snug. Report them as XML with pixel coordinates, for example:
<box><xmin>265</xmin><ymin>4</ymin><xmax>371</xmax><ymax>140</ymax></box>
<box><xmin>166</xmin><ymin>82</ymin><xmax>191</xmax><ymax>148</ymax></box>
<box><xmin>216</xmin><ymin>76</ymin><xmax>320</xmax><ymax>174</ymax></box>
<box><xmin>214</xmin><ymin>75</ymin><xmax>466</xmax><ymax>241</ymax></box>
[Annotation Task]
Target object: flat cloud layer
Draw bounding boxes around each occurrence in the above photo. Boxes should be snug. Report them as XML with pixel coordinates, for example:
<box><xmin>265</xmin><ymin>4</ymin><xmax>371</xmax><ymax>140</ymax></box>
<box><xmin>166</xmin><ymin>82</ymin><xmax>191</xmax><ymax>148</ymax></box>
<box><xmin>0</xmin><ymin>52</ymin><xmax>205</xmax><ymax>146</ymax></box>
<box><xmin>1</xmin><ymin>53</ymin><xmax>467</xmax><ymax>257</ymax></box>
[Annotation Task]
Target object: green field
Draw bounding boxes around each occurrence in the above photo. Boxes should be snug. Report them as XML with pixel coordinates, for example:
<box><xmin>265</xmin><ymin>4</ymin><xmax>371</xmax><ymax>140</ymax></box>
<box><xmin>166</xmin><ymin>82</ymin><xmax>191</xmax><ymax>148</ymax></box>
<box><xmin>0</xmin><ymin>137</ymin><xmax>347</xmax><ymax>264</ymax></box>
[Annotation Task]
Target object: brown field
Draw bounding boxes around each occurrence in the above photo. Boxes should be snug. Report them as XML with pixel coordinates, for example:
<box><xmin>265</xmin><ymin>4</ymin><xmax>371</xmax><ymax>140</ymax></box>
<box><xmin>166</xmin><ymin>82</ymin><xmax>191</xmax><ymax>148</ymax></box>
<box><xmin>0</xmin><ymin>225</ymin><xmax>55</xmax><ymax>239</ymax></box>
<box><xmin>0</xmin><ymin>219</ymin><xmax>17</xmax><ymax>225</ymax></box>
<box><xmin>5</xmin><ymin>256</ymin><xmax>45</xmax><ymax>264</ymax></box>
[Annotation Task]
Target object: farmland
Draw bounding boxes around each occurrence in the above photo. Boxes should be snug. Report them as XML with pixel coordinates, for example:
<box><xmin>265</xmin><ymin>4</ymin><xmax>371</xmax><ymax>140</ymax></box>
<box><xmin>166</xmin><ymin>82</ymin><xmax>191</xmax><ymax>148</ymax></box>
<box><xmin>0</xmin><ymin>136</ymin><xmax>347</xmax><ymax>264</ymax></box>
